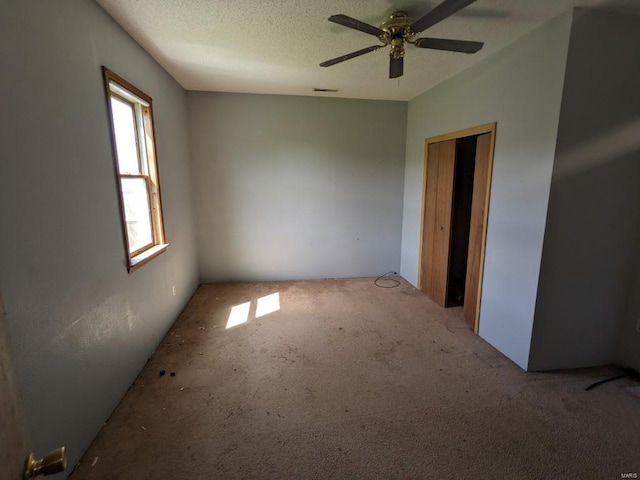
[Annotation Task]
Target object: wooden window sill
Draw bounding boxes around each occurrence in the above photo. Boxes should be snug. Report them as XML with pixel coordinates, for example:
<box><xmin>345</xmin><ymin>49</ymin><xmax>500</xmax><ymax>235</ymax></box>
<box><xmin>128</xmin><ymin>244</ymin><xmax>169</xmax><ymax>273</ymax></box>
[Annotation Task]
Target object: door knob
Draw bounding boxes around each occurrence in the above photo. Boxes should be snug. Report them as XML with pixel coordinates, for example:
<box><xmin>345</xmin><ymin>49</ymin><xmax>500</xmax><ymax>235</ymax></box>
<box><xmin>24</xmin><ymin>447</ymin><xmax>67</xmax><ymax>479</ymax></box>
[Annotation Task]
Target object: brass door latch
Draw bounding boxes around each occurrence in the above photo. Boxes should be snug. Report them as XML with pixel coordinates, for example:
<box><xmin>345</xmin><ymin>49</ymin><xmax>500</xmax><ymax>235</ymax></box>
<box><xmin>24</xmin><ymin>447</ymin><xmax>67</xmax><ymax>479</ymax></box>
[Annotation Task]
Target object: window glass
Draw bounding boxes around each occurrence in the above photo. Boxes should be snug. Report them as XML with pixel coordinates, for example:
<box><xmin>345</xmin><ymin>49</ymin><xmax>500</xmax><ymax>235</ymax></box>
<box><xmin>110</xmin><ymin>96</ymin><xmax>140</xmax><ymax>175</ymax></box>
<box><xmin>121</xmin><ymin>177</ymin><xmax>153</xmax><ymax>253</ymax></box>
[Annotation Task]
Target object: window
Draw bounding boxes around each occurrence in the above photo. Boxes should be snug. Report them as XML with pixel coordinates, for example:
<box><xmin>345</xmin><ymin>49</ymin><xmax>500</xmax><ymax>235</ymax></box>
<box><xmin>103</xmin><ymin>67</ymin><xmax>168</xmax><ymax>272</ymax></box>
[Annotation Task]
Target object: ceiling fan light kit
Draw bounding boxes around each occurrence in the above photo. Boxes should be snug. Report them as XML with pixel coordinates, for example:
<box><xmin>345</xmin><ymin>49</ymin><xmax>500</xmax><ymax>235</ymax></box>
<box><xmin>320</xmin><ymin>0</ymin><xmax>484</xmax><ymax>79</ymax></box>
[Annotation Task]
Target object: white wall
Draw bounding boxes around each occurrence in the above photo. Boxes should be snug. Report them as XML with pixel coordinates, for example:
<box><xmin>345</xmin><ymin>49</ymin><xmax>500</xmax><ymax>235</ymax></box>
<box><xmin>188</xmin><ymin>92</ymin><xmax>407</xmax><ymax>282</ymax></box>
<box><xmin>400</xmin><ymin>13</ymin><xmax>573</xmax><ymax>369</ymax></box>
<box><xmin>529</xmin><ymin>10</ymin><xmax>640</xmax><ymax>371</ymax></box>
<box><xmin>0</xmin><ymin>0</ymin><xmax>198</xmax><ymax>476</ymax></box>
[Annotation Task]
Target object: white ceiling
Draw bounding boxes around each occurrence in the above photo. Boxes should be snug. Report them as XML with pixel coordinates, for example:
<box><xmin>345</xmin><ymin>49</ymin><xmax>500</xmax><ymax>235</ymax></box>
<box><xmin>96</xmin><ymin>0</ymin><xmax>640</xmax><ymax>101</ymax></box>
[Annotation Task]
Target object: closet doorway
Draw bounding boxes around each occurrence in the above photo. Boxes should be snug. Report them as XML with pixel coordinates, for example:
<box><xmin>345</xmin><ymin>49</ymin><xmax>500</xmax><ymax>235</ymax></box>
<box><xmin>419</xmin><ymin>123</ymin><xmax>496</xmax><ymax>332</ymax></box>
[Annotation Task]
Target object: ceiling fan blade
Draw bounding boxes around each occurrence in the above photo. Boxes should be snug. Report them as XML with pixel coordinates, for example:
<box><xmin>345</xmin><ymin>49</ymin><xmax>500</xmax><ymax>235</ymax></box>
<box><xmin>328</xmin><ymin>14</ymin><xmax>386</xmax><ymax>37</ymax></box>
<box><xmin>414</xmin><ymin>37</ymin><xmax>484</xmax><ymax>53</ymax></box>
<box><xmin>389</xmin><ymin>56</ymin><xmax>404</xmax><ymax>79</ymax></box>
<box><xmin>409</xmin><ymin>0</ymin><xmax>477</xmax><ymax>34</ymax></box>
<box><xmin>320</xmin><ymin>45</ymin><xmax>384</xmax><ymax>67</ymax></box>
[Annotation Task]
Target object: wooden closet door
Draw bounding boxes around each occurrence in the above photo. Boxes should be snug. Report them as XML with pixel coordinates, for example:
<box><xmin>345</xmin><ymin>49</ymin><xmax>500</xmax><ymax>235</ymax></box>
<box><xmin>464</xmin><ymin>133</ymin><xmax>492</xmax><ymax>328</ymax></box>
<box><xmin>421</xmin><ymin>139</ymin><xmax>456</xmax><ymax>307</ymax></box>
<box><xmin>421</xmin><ymin>143</ymin><xmax>440</xmax><ymax>298</ymax></box>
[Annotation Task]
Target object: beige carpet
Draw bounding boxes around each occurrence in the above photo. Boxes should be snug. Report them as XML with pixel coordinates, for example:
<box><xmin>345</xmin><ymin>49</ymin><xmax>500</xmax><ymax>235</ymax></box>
<box><xmin>70</xmin><ymin>277</ymin><xmax>640</xmax><ymax>479</ymax></box>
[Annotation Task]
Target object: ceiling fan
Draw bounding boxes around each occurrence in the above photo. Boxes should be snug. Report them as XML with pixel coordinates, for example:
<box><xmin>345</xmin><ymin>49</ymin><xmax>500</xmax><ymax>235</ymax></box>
<box><xmin>320</xmin><ymin>0</ymin><xmax>484</xmax><ymax>79</ymax></box>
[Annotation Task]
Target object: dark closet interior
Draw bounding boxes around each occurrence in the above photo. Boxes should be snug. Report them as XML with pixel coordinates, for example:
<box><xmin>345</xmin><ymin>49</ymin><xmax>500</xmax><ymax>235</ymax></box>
<box><xmin>447</xmin><ymin>135</ymin><xmax>477</xmax><ymax>307</ymax></box>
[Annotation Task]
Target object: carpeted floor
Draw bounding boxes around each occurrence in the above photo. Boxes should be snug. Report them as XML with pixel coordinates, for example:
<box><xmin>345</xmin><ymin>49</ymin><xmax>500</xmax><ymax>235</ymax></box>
<box><xmin>70</xmin><ymin>277</ymin><xmax>640</xmax><ymax>479</ymax></box>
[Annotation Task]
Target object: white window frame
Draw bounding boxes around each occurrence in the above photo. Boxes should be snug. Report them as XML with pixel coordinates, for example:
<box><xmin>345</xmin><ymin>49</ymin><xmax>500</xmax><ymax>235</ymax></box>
<box><xmin>103</xmin><ymin>67</ymin><xmax>168</xmax><ymax>272</ymax></box>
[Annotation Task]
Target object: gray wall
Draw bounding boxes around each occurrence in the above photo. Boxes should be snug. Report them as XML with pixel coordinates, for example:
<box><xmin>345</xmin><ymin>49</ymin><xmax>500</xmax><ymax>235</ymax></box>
<box><xmin>529</xmin><ymin>10</ymin><xmax>640</xmax><ymax>371</ymax></box>
<box><xmin>400</xmin><ymin>12</ymin><xmax>573</xmax><ymax>369</ymax></box>
<box><xmin>188</xmin><ymin>92</ymin><xmax>407</xmax><ymax>282</ymax></box>
<box><xmin>0</xmin><ymin>0</ymin><xmax>198</xmax><ymax>476</ymax></box>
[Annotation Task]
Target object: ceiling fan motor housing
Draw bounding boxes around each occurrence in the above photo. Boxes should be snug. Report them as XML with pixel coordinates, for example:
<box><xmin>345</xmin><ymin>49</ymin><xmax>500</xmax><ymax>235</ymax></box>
<box><xmin>380</xmin><ymin>12</ymin><xmax>414</xmax><ymax>58</ymax></box>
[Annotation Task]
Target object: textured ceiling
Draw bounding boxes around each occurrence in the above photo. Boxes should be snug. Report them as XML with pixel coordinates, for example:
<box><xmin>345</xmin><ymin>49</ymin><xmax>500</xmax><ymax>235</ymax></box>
<box><xmin>96</xmin><ymin>0</ymin><xmax>640</xmax><ymax>101</ymax></box>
